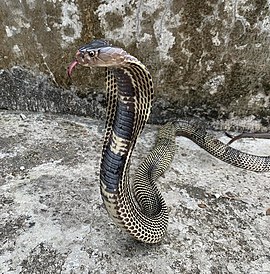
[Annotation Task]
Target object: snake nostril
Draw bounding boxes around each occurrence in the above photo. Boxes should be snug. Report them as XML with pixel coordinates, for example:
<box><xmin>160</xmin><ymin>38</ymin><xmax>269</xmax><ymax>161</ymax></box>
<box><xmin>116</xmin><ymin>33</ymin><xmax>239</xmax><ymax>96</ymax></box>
<box><xmin>76</xmin><ymin>51</ymin><xmax>84</xmax><ymax>59</ymax></box>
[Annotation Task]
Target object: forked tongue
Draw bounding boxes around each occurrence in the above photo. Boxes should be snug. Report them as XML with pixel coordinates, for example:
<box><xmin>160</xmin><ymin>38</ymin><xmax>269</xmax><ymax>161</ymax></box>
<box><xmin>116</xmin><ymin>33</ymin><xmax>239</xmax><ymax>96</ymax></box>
<box><xmin>67</xmin><ymin>60</ymin><xmax>78</xmax><ymax>78</ymax></box>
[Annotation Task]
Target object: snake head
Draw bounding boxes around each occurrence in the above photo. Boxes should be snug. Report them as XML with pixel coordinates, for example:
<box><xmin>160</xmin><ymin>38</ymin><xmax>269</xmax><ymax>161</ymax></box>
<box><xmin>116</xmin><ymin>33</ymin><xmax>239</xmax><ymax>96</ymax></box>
<box><xmin>67</xmin><ymin>39</ymin><xmax>129</xmax><ymax>77</ymax></box>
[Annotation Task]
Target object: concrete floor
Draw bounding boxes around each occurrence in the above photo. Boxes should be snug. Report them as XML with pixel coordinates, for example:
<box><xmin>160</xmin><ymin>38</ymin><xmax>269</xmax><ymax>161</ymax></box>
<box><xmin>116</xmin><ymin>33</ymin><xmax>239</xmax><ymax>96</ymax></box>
<box><xmin>0</xmin><ymin>110</ymin><xmax>269</xmax><ymax>274</ymax></box>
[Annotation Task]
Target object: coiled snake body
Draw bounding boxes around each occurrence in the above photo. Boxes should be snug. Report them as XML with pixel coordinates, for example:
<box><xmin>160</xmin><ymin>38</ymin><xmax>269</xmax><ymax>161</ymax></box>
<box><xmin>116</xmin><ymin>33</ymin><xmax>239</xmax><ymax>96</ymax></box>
<box><xmin>68</xmin><ymin>39</ymin><xmax>270</xmax><ymax>243</ymax></box>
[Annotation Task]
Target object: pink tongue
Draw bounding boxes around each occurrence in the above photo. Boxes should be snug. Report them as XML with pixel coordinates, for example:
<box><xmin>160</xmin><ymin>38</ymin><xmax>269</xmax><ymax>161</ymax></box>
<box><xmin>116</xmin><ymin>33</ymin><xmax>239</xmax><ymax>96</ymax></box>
<box><xmin>67</xmin><ymin>60</ymin><xmax>78</xmax><ymax>78</ymax></box>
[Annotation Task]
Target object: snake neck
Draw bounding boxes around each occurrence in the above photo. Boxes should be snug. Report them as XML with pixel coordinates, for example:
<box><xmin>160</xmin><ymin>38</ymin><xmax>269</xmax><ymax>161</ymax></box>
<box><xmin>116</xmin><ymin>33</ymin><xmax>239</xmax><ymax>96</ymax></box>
<box><xmin>100</xmin><ymin>63</ymin><xmax>153</xmax><ymax>194</ymax></box>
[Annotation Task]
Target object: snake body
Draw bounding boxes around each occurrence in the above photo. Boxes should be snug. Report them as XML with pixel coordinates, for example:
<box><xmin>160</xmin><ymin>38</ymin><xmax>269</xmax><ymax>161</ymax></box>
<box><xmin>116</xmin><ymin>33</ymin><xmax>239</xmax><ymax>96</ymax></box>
<box><xmin>68</xmin><ymin>39</ymin><xmax>270</xmax><ymax>243</ymax></box>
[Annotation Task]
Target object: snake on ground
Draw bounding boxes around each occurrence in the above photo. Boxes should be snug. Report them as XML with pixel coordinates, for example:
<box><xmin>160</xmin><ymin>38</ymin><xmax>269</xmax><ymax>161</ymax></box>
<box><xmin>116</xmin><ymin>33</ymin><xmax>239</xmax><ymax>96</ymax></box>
<box><xmin>68</xmin><ymin>39</ymin><xmax>270</xmax><ymax>244</ymax></box>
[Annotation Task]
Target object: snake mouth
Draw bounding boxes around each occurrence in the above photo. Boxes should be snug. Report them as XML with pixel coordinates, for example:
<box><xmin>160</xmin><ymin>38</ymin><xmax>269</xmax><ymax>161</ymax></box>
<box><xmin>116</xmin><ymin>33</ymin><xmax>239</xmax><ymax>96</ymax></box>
<box><xmin>67</xmin><ymin>49</ymin><xmax>90</xmax><ymax>78</ymax></box>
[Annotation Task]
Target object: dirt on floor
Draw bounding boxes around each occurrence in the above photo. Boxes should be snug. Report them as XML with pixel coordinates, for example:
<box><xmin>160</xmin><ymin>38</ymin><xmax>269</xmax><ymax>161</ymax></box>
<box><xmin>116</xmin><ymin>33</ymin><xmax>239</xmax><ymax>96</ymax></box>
<box><xmin>0</xmin><ymin>110</ymin><xmax>270</xmax><ymax>274</ymax></box>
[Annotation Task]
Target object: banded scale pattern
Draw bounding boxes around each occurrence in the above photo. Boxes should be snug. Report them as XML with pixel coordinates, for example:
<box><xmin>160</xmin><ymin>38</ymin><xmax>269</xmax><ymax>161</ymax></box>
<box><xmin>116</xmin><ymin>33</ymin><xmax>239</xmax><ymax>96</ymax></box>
<box><xmin>99</xmin><ymin>59</ymin><xmax>171</xmax><ymax>243</ymax></box>
<box><xmin>174</xmin><ymin>120</ymin><xmax>270</xmax><ymax>172</ymax></box>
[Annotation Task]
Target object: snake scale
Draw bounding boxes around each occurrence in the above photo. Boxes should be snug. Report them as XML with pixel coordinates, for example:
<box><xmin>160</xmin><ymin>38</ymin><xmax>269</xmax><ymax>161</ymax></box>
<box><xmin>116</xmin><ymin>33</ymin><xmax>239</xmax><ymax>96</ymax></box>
<box><xmin>68</xmin><ymin>39</ymin><xmax>270</xmax><ymax>243</ymax></box>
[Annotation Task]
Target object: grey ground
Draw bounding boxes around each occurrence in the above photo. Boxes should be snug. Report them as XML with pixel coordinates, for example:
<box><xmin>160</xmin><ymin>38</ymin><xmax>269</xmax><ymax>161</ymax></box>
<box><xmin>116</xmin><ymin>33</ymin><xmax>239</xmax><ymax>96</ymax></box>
<box><xmin>0</xmin><ymin>110</ymin><xmax>269</xmax><ymax>274</ymax></box>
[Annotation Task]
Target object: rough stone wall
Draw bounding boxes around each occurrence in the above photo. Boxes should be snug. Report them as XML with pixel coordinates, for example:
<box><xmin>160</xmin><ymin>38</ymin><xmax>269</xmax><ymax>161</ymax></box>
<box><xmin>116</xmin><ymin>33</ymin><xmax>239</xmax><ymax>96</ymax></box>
<box><xmin>1</xmin><ymin>0</ymin><xmax>270</xmax><ymax>129</ymax></box>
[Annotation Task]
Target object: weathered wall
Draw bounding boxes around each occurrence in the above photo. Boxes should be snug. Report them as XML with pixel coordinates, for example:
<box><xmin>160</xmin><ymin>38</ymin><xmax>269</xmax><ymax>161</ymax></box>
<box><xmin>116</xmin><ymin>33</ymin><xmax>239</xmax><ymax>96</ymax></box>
<box><xmin>1</xmin><ymin>0</ymin><xmax>270</xmax><ymax>129</ymax></box>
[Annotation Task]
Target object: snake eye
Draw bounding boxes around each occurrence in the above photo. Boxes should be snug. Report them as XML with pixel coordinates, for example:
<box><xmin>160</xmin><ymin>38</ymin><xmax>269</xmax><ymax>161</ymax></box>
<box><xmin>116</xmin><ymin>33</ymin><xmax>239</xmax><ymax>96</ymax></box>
<box><xmin>88</xmin><ymin>50</ymin><xmax>95</xmax><ymax>57</ymax></box>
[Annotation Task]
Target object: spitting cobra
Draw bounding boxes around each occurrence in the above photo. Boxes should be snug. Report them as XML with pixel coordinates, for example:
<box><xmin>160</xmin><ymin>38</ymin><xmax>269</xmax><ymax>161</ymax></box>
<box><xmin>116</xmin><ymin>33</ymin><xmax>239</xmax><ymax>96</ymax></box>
<box><xmin>68</xmin><ymin>39</ymin><xmax>270</xmax><ymax>243</ymax></box>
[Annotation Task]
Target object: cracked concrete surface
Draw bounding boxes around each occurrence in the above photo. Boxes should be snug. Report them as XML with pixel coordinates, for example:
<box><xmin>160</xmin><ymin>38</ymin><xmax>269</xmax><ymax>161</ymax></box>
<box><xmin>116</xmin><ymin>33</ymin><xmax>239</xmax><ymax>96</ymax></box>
<box><xmin>0</xmin><ymin>110</ymin><xmax>270</xmax><ymax>274</ymax></box>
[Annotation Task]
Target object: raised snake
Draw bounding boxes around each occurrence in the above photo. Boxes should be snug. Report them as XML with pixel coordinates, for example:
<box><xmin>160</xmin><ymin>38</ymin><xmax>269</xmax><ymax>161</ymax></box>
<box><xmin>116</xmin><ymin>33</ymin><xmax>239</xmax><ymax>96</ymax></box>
<box><xmin>68</xmin><ymin>39</ymin><xmax>270</xmax><ymax>243</ymax></box>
